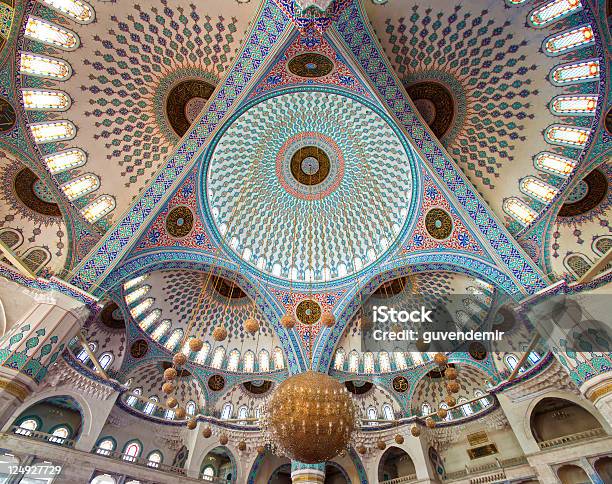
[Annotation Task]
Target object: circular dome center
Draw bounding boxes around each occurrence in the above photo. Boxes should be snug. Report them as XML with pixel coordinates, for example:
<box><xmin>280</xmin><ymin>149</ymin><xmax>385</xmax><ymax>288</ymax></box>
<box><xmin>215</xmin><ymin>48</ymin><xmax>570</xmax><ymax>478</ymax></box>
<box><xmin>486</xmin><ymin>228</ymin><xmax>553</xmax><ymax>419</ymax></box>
<box><xmin>166</xmin><ymin>79</ymin><xmax>215</xmax><ymax>137</ymax></box>
<box><xmin>205</xmin><ymin>91</ymin><xmax>415</xmax><ymax>283</ymax></box>
<box><xmin>406</xmin><ymin>81</ymin><xmax>455</xmax><ymax>139</ymax></box>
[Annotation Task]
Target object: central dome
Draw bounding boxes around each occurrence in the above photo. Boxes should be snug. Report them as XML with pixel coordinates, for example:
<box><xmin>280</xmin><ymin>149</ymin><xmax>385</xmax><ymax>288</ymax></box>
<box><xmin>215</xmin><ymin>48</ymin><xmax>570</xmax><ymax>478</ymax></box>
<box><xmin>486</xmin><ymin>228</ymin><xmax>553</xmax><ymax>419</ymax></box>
<box><xmin>205</xmin><ymin>91</ymin><xmax>415</xmax><ymax>283</ymax></box>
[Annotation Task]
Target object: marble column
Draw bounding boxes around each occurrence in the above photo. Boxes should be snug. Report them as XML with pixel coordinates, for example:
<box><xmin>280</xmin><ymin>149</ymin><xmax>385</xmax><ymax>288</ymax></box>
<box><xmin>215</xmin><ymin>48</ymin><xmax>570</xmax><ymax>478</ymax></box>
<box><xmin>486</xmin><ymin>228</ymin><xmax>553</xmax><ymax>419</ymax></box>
<box><xmin>291</xmin><ymin>461</ymin><xmax>325</xmax><ymax>484</ymax></box>
<box><xmin>0</xmin><ymin>288</ymin><xmax>90</xmax><ymax>426</ymax></box>
<box><xmin>522</xmin><ymin>290</ymin><xmax>612</xmax><ymax>427</ymax></box>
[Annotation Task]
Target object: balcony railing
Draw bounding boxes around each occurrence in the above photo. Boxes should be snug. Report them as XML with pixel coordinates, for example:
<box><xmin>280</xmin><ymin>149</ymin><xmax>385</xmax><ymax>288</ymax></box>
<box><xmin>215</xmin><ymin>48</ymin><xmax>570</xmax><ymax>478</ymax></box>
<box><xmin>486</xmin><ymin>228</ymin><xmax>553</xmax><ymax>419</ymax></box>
<box><xmin>91</xmin><ymin>447</ymin><xmax>189</xmax><ymax>476</ymax></box>
<box><xmin>380</xmin><ymin>473</ymin><xmax>417</xmax><ymax>484</ymax></box>
<box><xmin>538</xmin><ymin>427</ymin><xmax>606</xmax><ymax>449</ymax></box>
<box><xmin>10</xmin><ymin>426</ymin><xmax>75</xmax><ymax>448</ymax></box>
<box><xmin>444</xmin><ymin>456</ymin><xmax>528</xmax><ymax>481</ymax></box>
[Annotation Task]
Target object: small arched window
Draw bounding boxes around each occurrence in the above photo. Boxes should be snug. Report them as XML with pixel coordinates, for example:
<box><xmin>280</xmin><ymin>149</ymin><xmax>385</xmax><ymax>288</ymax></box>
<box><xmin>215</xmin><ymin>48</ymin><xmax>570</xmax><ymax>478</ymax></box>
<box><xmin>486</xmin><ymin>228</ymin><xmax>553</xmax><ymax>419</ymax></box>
<box><xmin>143</xmin><ymin>396</ymin><xmax>158</xmax><ymax>415</ymax></box>
<box><xmin>186</xmin><ymin>401</ymin><xmax>196</xmax><ymax>417</ymax></box>
<box><xmin>565</xmin><ymin>253</ymin><xmax>592</xmax><ymax>279</ymax></box>
<box><xmin>273</xmin><ymin>347</ymin><xmax>285</xmax><ymax>370</ymax></box>
<box><xmin>122</xmin><ymin>441</ymin><xmax>141</xmax><ymax>462</ymax></box>
<box><xmin>363</xmin><ymin>352</ymin><xmax>374</xmax><ymax>373</ymax></box>
<box><xmin>382</xmin><ymin>404</ymin><xmax>394</xmax><ymax>421</ymax></box>
<box><xmin>90</xmin><ymin>475</ymin><xmax>116</xmax><ymax>484</ymax></box>
<box><xmin>348</xmin><ymin>351</ymin><xmax>359</xmax><ymax>372</ymax></box>
<box><xmin>76</xmin><ymin>342</ymin><xmax>96</xmax><ymax>363</ymax></box>
<box><xmin>95</xmin><ymin>437</ymin><xmax>115</xmax><ymax>456</ymax></box>
<box><xmin>243</xmin><ymin>350</ymin><xmax>254</xmax><ymax>372</ymax></box>
<box><xmin>165</xmin><ymin>408</ymin><xmax>175</xmax><ymax>420</ymax></box>
<box><xmin>258</xmin><ymin>350</ymin><xmax>270</xmax><ymax>372</ymax></box>
<box><xmin>139</xmin><ymin>310</ymin><xmax>161</xmax><ymax>332</ymax></box>
<box><xmin>15</xmin><ymin>418</ymin><xmax>39</xmax><ymax>436</ymax></box>
<box><xmin>60</xmin><ymin>173</ymin><xmax>100</xmax><ymax>200</ymax></box>
<box><xmin>202</xmin><ymin>466</ymin><xmax>215</xmax><ymax>479</ymax></box>
<box><xmin>334</xmin><ymin>348</ymin><xmax>346</xmax><ymax>371</ymax></box>
<box><xmin>165</xmin><ymin>329</ymin><xmax>184</xmax><ymax>351</ymax></box>
<box><xmin>147</xmin><ymin>451</ymin><xmax>162</xmax><ymax>468</ymax></box>
<box><xmin>98</xmin><ymin>352</ymin><xmax>113</xmax><ymax>370</ymax></box>
<box><xmin>458</xmin><ymin>398</ymin><xmax>474</xmax><ymax>417</ymax></box>
<box><xmin>421</xmin><ymin>403</ymin><xmax>431</xmax><ymax>417</ymax></box>
<box><xmin>131</xmin><ymin>298</ymin><xmax>154</xmax><ymax>318</ymax></box>
<box><xmin>394</xmin><ymin>351</ymin><xmax>408</xmax><ymax>369</ymax></box>
<box><xmin>527</xmin><ymin>351</ymin><xmax>541</xmax><ymax>364</ymax></box>
<box><xmin>227</xmin><ymin>350</ymin><xmax>240</xmax><ymax>372</ymax></box>
<box><xmin>593</xmin><ymin>236</ymin><xmax>612</xmax><ymax>257</ymax></box>
<box><xmin>211</xmin><ymin>347</ymin><xmax>226</xmax><ymax>369</ymax></box>
<box><xmin>194</xmin><ymin>342</ymin><xmax>210</xmax><ymax>365</ymax></box>
<box><xmin>379</xmin><ymin>352</ymin><xmax>391</xmax><ymax>372</ymax></box>
<box><xmin>126</xmin><ymin>387</ymin><xmax>141</xmax><ymax>406</ymax></box>
<box><xmin>367</xmin><ymin>406</ymin><xmax>378</xmax><ymax>426</ymax></box>
<box><xmin>81</xmin><ymin>195</ymin><xmax>115</xmax><ymax>223</ymax></box>
<box><xmin>221</xmin><ymin>403</ymin><xmax>233</xmax><ymax>420</ymax></box>
<box><xmin>504</xmin><ymin>354</ymin><xmax>522</xmax><ymax>372</ymax></box>
<box><xmin>49</xmin><ymin>425</ymin><xmax>71</xmax><ymax>444</ymax></box>
<box><xmin>474</xmin><ymin>389</ymin><xmax>491</xmax><ymax>407</ymax></box>
<box><xmin>439</xmin><ymin>402</ymin><xmax>452</xmax><ymax>421</ymax></box>
<box><xmin>22</xmin><ymin>247</ymin><xmax>51</xmax><ymax>273</ymax></box>
<box><xmin>0</xmin><ymin>228</ymin><xmax>23</xmax><ymax>250</ymax></box>
<box><xmin>238</xmin><ymin>406</ymin><xmax>248</xmax><ymax>425</ymax></box>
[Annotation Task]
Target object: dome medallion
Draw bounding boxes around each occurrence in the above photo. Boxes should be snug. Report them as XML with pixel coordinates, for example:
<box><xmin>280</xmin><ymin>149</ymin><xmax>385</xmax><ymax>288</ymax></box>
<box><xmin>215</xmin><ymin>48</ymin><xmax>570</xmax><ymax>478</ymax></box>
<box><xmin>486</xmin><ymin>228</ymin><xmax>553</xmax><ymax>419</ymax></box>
<box><xmin>204</xmin><ymin>91</ymin><xmax>416</xmax><ymax>284</ymax></box>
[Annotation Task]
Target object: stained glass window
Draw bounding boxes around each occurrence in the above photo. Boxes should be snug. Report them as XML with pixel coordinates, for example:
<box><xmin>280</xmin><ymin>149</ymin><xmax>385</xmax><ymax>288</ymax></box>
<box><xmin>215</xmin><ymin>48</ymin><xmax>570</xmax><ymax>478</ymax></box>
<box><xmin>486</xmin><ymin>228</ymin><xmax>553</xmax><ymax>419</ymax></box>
<box><xmin>43</xmin><ymin>149</ymin><xmax>86</xmax><ymax>174</ymax></box>
<box><xmin>551</xmin><ymin>60</ymin><xmax>599</xmax><ymax>85</ymax></box>
<box><xmin>22</xmin><ymin>89</ymin><xmax>71</xmax><ymax>111</ymax></box>
<box><xmin>334</xmin><ymin>348</ymin><xmax>346</xmax><ymax>371</ymax></box>
<box><xmin>211</xmin><ymin>347</ymin><xmax>225</xmax><ymax>369</ymax></box>
<box><xmin>60</xmin><ymin>174</ymin><xmax>99</xmax><ymax>200</ymax></box>
<box><xmin>81</xmin><ymin>195</ymin><xmax>115</xmax><ymax>223</ymax></box>
<box><xmin>545</xmin><ymin>125</ymin><xmax>590</xmax><ymax>147</ymax></box>
<box><xmin>551</xmin><ymin>95</ymin><xmax>597</xmax><ymax>115</ymax></box>
<box><xmin>394</xmin><ymin>351</ymin><xmax>408</xmax><ymax>369</ymax></box>
<box><xmin>503</xmin><ymin>197</ymin><xmax>537</xmax><ymax>226</ymax></box>
<box><xmin>24</xmin><ymin>17</ymin><xmax>79</xmax><ymax>50</ymax></box>
<box><xmin>363</xmin><ymin>352</ymin><xmax>374</xmax><ymax>373</ymax></box>
<box><xmin>20</xmin><ymin>52</ymin><xmax>72</xmax><ymax>80</ymax></box>
<box><xmin>39</xmin><ymin>0</ymin><xmax>95</xmax><ymax>24</ymax></box>
<box><xmin>125</xmin><ymin>285</ymin><xmax>150</xmax><ymax>305</ymax></box>
<box><xmin>227</xmin><ymin>350</ymin><xmax>240</xmax><ymax>372</ymax></box>
<box><xmin>258</xmin><ymin>350</ymin><xmax>270</xmax><ymax>372</ymax></box>
<box><xmin>165</xmin><ymin>329</ymin><xmax>183</xmax><ymax>351</ymax></box>
<box><xmin>534</xmin><ymin>152</ymin><xmax>577</xmax><ymax>177</ymax></box>
<box><xmin>273</xmin><ymin>347</ymin><xmax>285</xmax><ymax>370</ymax></box>
<box><xmin>30</xmin><ymin>121</ymin><xmax>76</xmax><ymax>143</ymax></box>
<box><xmin>348</xmin><ymin>350</ymin><xmax>359</xmax><ymax>372</ymax></box>
<box><xmin>379</xmin><ymin>351</ymin><xmax>391</xmax><ymax>372</ymax></box>
<box><xmin>130</xmin><ymin>298</ymin><xmax>154</xmax><ymax>318</ymax></box>
<box><xmin>221</xmin><ymin>403</ymin><xmax>233</xmax><ymax>420</ymax></box>
<box><xmin>529</xmin><ymin>0</ymin><xmax>582</xmax><ymax>27</ymax></box>
<box><xmin>243</xmin><ymin>350</ymin><xmax>254</xmax><ymax>372</ymax></box>
<box><xmin>519</xmin><ymin>177</ymin><xmax>558</xmax><ymax>203</ymax></box>
<box><xmin>139</xmin><ymin>310</ymin><xmax>161</xmax><ymax>332</ymax></box>
<box><xmin>95</xmin><ymin>438</ymin><xmax>115</xmax><ymax>455</ymax></box>
<box><xmin>151</xmin><ymin>320</ymin><xmax>171</xmax><ymax>340</ymax></box>
<box><xmin>124</xmin><ymin>275</ymin><xmax>147</xmax><ymax>290</ymax></box>
<box><xmin>194</xmin><ymin>343</ymin><xmax>210</xmax><ymax>365</ymax></box>
<box><xmin>122</xmin><ymin>441</ymin><xmax>141</xmax><ymax>461</ymax></box>
<box><xmin>544</xmin><ymin>25</ymin><xmax>594</xmax><ymax>55</ymax></box>
<box><xmin>146</xmin><ymin>451</ymin><xmax>162</xmax><ymax>468</ymax></box>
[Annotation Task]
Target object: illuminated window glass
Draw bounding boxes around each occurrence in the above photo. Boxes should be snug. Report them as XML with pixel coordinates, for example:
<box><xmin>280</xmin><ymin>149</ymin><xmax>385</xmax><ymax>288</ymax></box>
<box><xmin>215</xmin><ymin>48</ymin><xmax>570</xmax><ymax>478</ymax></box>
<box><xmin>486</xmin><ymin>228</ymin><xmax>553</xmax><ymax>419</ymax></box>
<box><xmin>165</xmin><ymin>408</ymin><xmax>175</xmax><ymax>420</ymax></box>
<box><xmin>98</xmin><ymin>352</ymin><xmax>113</xmax><ymax>370</ymax></box>
<box><xmin>439</xmin><ymin>402</ymin><xmax>452</xmax><ymax>421</ymax></box>
<box><xmin>534</xmin><ymin>152</ymin><xmax>577</xmax><ymax>177</ymax></box>
<box><xmin>367</xmin><ymin>406</ymin><xmax>377</xmax><ymax>426</ymax></box>
<box><xmin>551</xmin><ymin>60</ymin><xmax>599</xmax><ymax>85</ymax></box>
<box><xmin>151</xmin><ymin>320</ymin><xmax>171</xmax><ymax>340</ymax></box>
<box><xmin>458</xmin><ymin>398</ymin><xmax>474</xmax><ymax>417</ymax></box>
<box><xmin>146</xmin><ymin>450</ymin><xmax>162</xmax><ymax>468</ymax></box>
<box><xmin>126</xmin><ymin>387</ymin><xmax>141</xmax><ymax>406</ymax></box>
<box><xmin>95</xmin><ymin>437</ymin><xmax>115</xmax><ymax>455</ymax></box>
<box><xmin>474</xmin><ymin>389</ymin><xmax>491</xmax><ymax>407</ymax></box>
<box><xmin>258</xmin><ymin>350</ymin><xmax>270</xmax><ymax>372</ymax></box>
<box><xmin>139</xmin><ymin>310</ymin><xmax>161</xmax><ymax>332</ymax></box>
<box><xmin>519</xmin><ymin>177</ymin><xmax>558</xmax><ymax>203</ymax></box>
<box><xmin>211</xmin><ymin>347</ymin><xmax>225</xmax><ymax>369</ymax></box>
<box><xmin>363</xmin><ymin>352</ymin><xmax>374</xmax><ymax>373</ymax></box>
<box><xmin>348</xmin><ymin>351</ymin><xmax>359</xmax><ymax>372</ymax></box>
<box><xmin>61</xmin><ymin>174</ymin><xmax>99</xmax><ymax>200</ymax></box>
<box><xmin>81</xmin><ymin>195</ymin><xmax>115</xmax><ymax>223</ymax></box>
<box><xmin>379</xmin><ymin>351</ymin><xmax>391</xmax><ymax>372</ymax></box>
<box><xmin>39</xmin><ymin>0</ymin><xmax>95</xmax><ymax>24</ymax></box>
<box><xmin>382</xmin><ymin>404</ymin><xmax>394</xmax><ymax>420</ymax></box>
<box><xmin>186</xmin><ymin>401</ymin><xmax>196</xmax><ymax>416</ymax></box>
<box><xmin>238</xmin><ymin>406</ymin><xmax>248</xmax><ymax>425</ymax></box>
<box><xmin>504</xmin><ymin>354</ymin><xmax>522</xmax><ymax>372</ymax></box>
<box><xmin>122</xmin><ymin>441</ymin><xmax>141</xmax><ymax>462</ymax></box>
<box><xmin>16</xmin><ymin>418</ymin><xmax>39</xmax><ymax>436</ymax></box>
<box><xmin>130</xmin><ymin>298</ymin><xmax>154</xmax><ymax>318</ymax></box>
<box><xmin>124</xmin><ymin>275</ymin><xmax>147</xmax><ymax>290</ymax></box>
<box><xmin>503</xmin><ymin>197</ymin><xmax>537</xmax><ymax>226</ymax></box>
<box><xmin>506</xmin><ymin>0</ymin><xmax>529</xmax><ymax>4</ymax></box>
<box><xmin>334</xmin><ymin>348</ymin><xmax>346</xmax><ymax>371</ymax></box>
<box><xmin>165</xmin><ymin>329</ymin><xmax>183</xmax><ymax>351</ymax></box>
<box><xmin>22</xmin><ymin>89</ymin><xmax>70</xmax><ymax>111</ymax></box>
<box><xmin>20</xmin><ymin>52</ymin><xmax>72</xmax><ymax>80</ymax></box>
<box><xmin>243</xmin><ymin>350</ymin><xmax>254</xmax><ymax>372</ymax></box>
<box><xmin>194</xmin><ymin>342</ymin><xmax>210</xmax><ymax>365</ymax></box>
<box><xmin>527</xmin><ymin>352</ymin><xmax>541</xmax><ymax>364</ymax></box>
<box><xmin>227</xmin><ymin>349</ymin><xmax>240</xmax><ymax>372</ymax></box>
<box><xmin>180</xmin><ymin>337</ymin><xmax>194</xmax><ymax>356</ymax></box>
<box><xmin>544</xmin><ymin>25</ymin><xmax>594</xmax><ymax>55</ymax></box>
<box><xmin>43</xmin><ymin>149</ymin><xmax>86</xmax><ymax>174</ymax></box>
<box><xmin>529</xmin><ymin>0</ymin><xmax>582</xmax><ymax>27</ymax></box>
<box><xmin>273</xmin><ymin>347</ymin><xmax>285</xmax><ymax>370</ymax></box>
<box><xmin>421</xmin><ymin>403</ymin><xmax>431</xmax><ymax>416</ymax></box>
<box><xmin>24</xmin><ymin>16</ymin><xmax>79</xmax><ymax>50</ymax></box>
<box><xmin>565</xmin><ymin>253</ymin><xmax>591</xmax><ymax>278</ymax></box>
<box><xmin>30</xmin><ymin>121</ymin><xmax>76</xmax><ymax>143</ymax></box>
<box><xmin>545</xmin><ymin>124</ymin><xmax>590</xmax><ymax>147</ymax></box>
<box><xmin>125</xmin><ymin>285</ymin><xmax>150</xmax><ymax>305</ymax></box>
<box><xmin>221</xmin><ymin>403</ymin><xmax>233</xmax><ymax>420</ymax></box>
<box><xmin>550</xmin><ymin>94</ymin><xmax>597</xmax><ymax>115</ymax></box>
<box><xmin>143</xmin><ymin>396</ymin><xmax>158</xmax><ymax>415</ymax></box>
<box><xmin>394</xmin><ymin>351</ymin><xmax>408</xmax><ymax>369</ymax></box>
<box><xmin>593</xmin><ymin>236</ymin><xmax>612</xmax><ymax>256</ymax></box>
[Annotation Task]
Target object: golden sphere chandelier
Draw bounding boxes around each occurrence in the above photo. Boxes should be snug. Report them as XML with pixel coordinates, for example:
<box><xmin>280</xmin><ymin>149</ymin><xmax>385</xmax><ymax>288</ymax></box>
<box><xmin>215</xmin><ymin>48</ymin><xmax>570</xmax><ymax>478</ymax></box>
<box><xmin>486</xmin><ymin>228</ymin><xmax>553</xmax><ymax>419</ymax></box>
<box><xmin>260</xmin><ymin>371</ymin><xmax>357</xmax><ymax>463</ymax></box>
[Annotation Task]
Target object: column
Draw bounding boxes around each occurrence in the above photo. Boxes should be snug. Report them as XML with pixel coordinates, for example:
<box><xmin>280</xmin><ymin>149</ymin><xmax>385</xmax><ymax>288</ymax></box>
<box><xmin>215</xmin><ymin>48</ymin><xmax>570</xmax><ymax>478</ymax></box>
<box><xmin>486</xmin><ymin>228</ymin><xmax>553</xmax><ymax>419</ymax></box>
<box><xmin>0</xmin><ymin>288</ymin><xmax>90</xmax><ymax>426</ymax></box>
<box><xmin>579</xmin><ymin>457</ymin><xmax>605</xmax><ymax>484</ymax></box>
<box><xmin>291</xmin><ymin>461</ymin><xmax>325</xmax><ymax>484</ymax></box>
<box><xmin>522</xmin><ymin>290</ymin><xmax>612</xmax><ymax>427</ymax></box>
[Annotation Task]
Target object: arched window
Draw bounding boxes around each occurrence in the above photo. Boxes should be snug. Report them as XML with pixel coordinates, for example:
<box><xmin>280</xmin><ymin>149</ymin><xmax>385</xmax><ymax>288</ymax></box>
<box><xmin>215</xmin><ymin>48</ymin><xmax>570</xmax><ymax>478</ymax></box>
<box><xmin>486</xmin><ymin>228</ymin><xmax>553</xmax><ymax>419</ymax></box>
<box><xmin>90</xmin><ymin>475</ymin><xmax>116</xmax><ymax>484</ymax></box>
<box><xmin>15</xmin><ymin>418</ymin><xmax>39</xmax><ymax>436</ymax></box>
<box><xmin>363</xmin><ymin>352</ymin><xmax>374</xmax><ymax>373</ymax></box>
<box><xmin>202</xmin><ymin>466</ymin><xmax>215</xmax><ymax>479</ymax></box>
<box><xmin>139</xmin><ymin>310</ymin><xmax>161</xmax><ymax>332</ymax></box>
<box><xmin>527</xmin><ymin>351</ymin><xmax>541</xmax><ymax>364</ymax></box>
<box><xmin>165</xmin><ymin>408</ymin><xmax>175</xmax><ymax>420</ymax></box>
<box><xmin>124</xmin><ymin>285</ymin><xmax>150</xmax><ymax>305</ymax></box>
<box><xmin>143</xmin><ymin>396</ymin><xmax>158</xmax><ymax>415</ymax></box>
<box><xmin>131</xmin><ymin>298</ymin><xmax>154</xmax><ymax>318</ymax></box>
<box><xmin>225</xmin><ymin>350</ymin><xmax>240</xmax><ymax>372</ymax></box>
<box><xmin>126</xmin><ymin>387</ymin><xmax>141</xmax><ymax>406</ymax></box>
<box><xmin>503</xmin><ymin>197</ymin><xmax>537</xmax><ymax>226</ymax></box>
<box><xmin>243</xmin><ymin>350</ymin><xmax>255</xmax><ymax>372</ymax></box>
<box><xmin>474</xmin><ymin>389</ymin><xmax>491</xmax><ymax>407</ymax></box>
<box><xmin>273</xmin><ymin>347</ymin><xmax>285</xmax><ymax>370</ymax></box>
<box><xmin>76</xmin><ymin>342</ymin><xmax>96</xmax><ymax>363</ymax></box>
<box><xmin>211</xmin><ymin>347</ymin><xmax>226</xmax><ymax>369</ymax></box>
<box><xmin>98</xmin><ymin>352</ymin><xmax>113</xmax><ymax>370</ymax></box>
<box><xmin>60</xmin><ymin>174</ymin><xmax>100</xmax><ymax>200</ymax></box>
<box><xmin>20</xmin><ymin>52</ymin><xmax>72</xmax><ymax>81</ymax></box>
<box><xmin>394</xmin><ymin>351</ymin><xmax>408</xmax><ymax>369</ymax></box>
<box><xmin>334</xmin><ymin>348</ymin><xmax>346</xmax><ymax>371</ymax></box>
<box><xmin>421</xmin><ymin>403</ymin><xmax>431</xmax><ymax>417</ymax></box>
<box><xmin>186</xmin><ymin>401</ymin><xmax>196</xmax><ymax>417</ymax></box>
<box><xmin>458</xmin><ymin>398</ymin><xmax>474</xmax><ymax>417</ymax></box>
<box><xmin>38</xmin><ymin>0</ymin><xmax>95</xmax><ymax>24</ymax></box>
<box><xmin>221</xmin><ymin>403</ymin><xmax>233</xmax><ymax>420</ymax></box>
<box><xmin>348</xmin><ymin>351</ymin><xmax>359</xmax><ymax>372</ymax></box>
<box><xmin>593</xmin><ymin>236</ymin><xmax>612</xmax><ymax>256</ymax></box>
<box><xmin>439</xmin><ymin>402</ymin><xmax>452</xmax><ymax>421</ymax></box>
<box><xmin>504</xmin><ymin>354</ymin><xmax>522</xmax><ymax>372</ymax></box>
<box><xmin>544</xmin><ymin>25</ymin><xmax>594</xmax><ymax>56</ymax></box>
<box><xmin>565</xmin><ymin>253</ymin><xmax>592</xmax><ymax>278</ymax></box>
<box><xmin>24</xmin><ymin>17</ymin><xmax>80</xmax><ymax>50</ymax></box>
<box><xmin>382</xmin><ymin>404</ymin><xmax>394</xmax><ymax>421</ymax></box>
<box><xmin>545</xmin><ymin>124</ymin><xmax>590</xmax><ymax>148</ymax></box>
<box><xmin>180</xmin><ymin>337</ymin><xmax>194</xmax><ymax>357</ymax></box>
<box><xmin>258</xmin><ymin>350</ymin><xmax>270</xmax><ymax>372</ymax></box>
<box><xmin>95</xmin><ymin>437</ymin><xmax>115</xmax><ymax>456</ymax></box>
<box><xmin>0</xmin><ymin>228</ymin><xmax>23</xmax><ymax>250</ymax></box>
<box><xmin>30</xmin><ymin>120</ymin><xmax>76</xmax><ymax>143</ymax></box>
<box><xmin>550</xmin><ymin>59</ymin><xmax>600</xmax><ymax>85</ymax></box>
<box><xmin>22</xmin><ymin>89</ymin><xmax>71</xmax><ymax>111</ymax></box>
<box><xmin>519</xmin><ymin>176</ymin><xmax>558</xmax><ymax>203</ymax></box>
<box><xmin>147</xmin><ymin>451</ymin><xmax>162</xmax><ymax>468</ymax></box>
<box><xmin>22</xmin><ymin>247</ymin><xmax>51</xmax><ymax>273</ymax></box>
<box><xmin>122</xmin><ymin>441</ymin><xmax>141</xmax><ymax>462</ymax></box>
<box><xmin>123</xmin><ymin>275</ymin><xmax>147</xmax><ymax>290</ymax></box>
<box><xmin>238</xmin><ymin>406</ymin><xmax>249</xmax><ymax>425</ymax></box>
<box><xmin>165</xmin><ymin>329</ymin><xmax>184</xmax><ymax>351</ymax></box>
<box><xmin>379</xmin><ymin>352</ymin><xmax>391</xmax><ymax>372</ymax></box>
<box><xmin>194</xmin><ymin>342</ymin><xmax>210</xmax><ymax>365</ymax></box>
<box><xmin>367</xmin><ymin>406</ymin><xmax>378</xmax><ymax>426</ymax></box>
<box><xmin>409</xmin><ymin>352</ymin><xmax>422</xmax><ymax>366</ymax></box>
